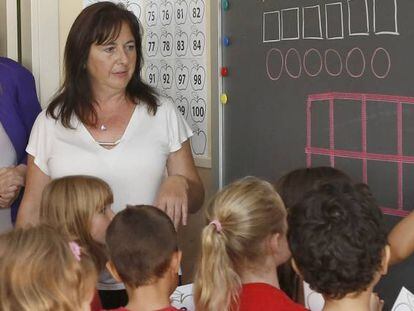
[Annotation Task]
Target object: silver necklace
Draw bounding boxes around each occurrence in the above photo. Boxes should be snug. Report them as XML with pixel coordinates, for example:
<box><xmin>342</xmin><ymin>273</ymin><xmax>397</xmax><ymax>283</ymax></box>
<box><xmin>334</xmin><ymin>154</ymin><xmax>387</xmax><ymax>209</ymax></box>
<box><xmin>100</xmin><ymin>124</ymin><xmax>107</xmax><ymax>131</ymax></box>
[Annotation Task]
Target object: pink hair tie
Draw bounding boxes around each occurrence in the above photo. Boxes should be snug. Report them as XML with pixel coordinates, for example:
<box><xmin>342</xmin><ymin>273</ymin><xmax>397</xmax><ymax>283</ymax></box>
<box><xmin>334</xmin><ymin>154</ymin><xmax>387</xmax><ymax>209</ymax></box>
<box><xmin>210</xmin><ymin>220</ymin><xmax>222</xmax><ymax>233</ymax></box>
<box><xmin>69</xmin><ymin>241</ymin><xmax>81</xmax><ymax>262</ymax></box>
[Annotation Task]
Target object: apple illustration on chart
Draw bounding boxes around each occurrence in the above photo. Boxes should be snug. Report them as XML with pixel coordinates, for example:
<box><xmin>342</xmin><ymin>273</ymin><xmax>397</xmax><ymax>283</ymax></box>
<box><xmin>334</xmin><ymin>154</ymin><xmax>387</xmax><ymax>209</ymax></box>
<box><xmin>145</xmin><ymin>31</ymin><xmax>159</xmax><ymax>57</ymax></box>
<box><xmin>159</xmin><ymin>90</ymin><xmax>172</xmax><ymax>100</ymax></box>
<box><xmin>190</xmin><ymin>30</ymin><xmax>205</xmax><ymax>56</ymax></box>
<box><xmin>175</xmin><ymin>29</ymin><xmax>188</xmax><ymax>57</ymax></box>
<box><xmin>159</xmin><ymin>0</ymin><xmax>173</xmax><ymax>26</ymax></box>
<box><xmin>160</xmin><ymin>30</ymin><xmax>173</xmax><ymax>57</ymax></box>
<box><xmin>175</xmin><ymin>95</ymin><xmax>189</xmax><ymax>120</ymax></box>
<box><xmin>190</xmin><ymin>64</ymin><xmax>206</xmax><ymax>91</ymax></box>
<box><xmin>191</xmin><ymin>129</ymin><xmax>207</xmax><ymax>155</ymax></box>
<box><xmin>174</xmin><ymin>0</ymin><xmax>188</xmax><ymax>25</ymax></box>
<box><xmin>189</xmin><ymin>0</ymin><xmax>205</xmax><ymax>24</ymax></box>
<box><xmin>146</xmin><ymin>1</ymin><xmax>158</xmax><ymax>26</ymax></box>
<box><xmin>190</xmin><ymin>95</ymin><xmax>206</xmax><ymax>123</ymax></box>
<box><xmin>175</xmin><ymin>63</ymin><xmax>189</xmax><ymax>90</ymax></box>
<box><xmin>145</xmin><ymin>63</ymin><xmax>159</xmax><ymax>88</ymax></box>
<box><xmin>160</xmin><ymin>63</ymin><xmax>174</xmax><ymax>90</ymax></box>
<box><xmin>127</xmin><ymin>2</ymin><xmax>141</xmax><ymax>20</ymax></box>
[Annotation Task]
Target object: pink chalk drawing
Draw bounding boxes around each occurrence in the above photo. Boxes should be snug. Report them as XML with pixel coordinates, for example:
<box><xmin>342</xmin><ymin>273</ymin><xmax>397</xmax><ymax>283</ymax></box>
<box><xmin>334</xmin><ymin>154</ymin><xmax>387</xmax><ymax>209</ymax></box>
<box><xmin>303</xmin><ymin>48</ymin><xmax>323</xmax><ymax>77</ymax></box>
<box><xmin>266</xmin><ymin>48</ymin><xmax>284</xmax><ymax>81</ymax></box>
<box><xmin>371</xmin><ymin>47</ymin><xmax>391</xmax><ymax>79</ymax></box>
<box><xmin>285</xmin><ymin>48</ymin><xmax>302</xmax><ymax>79</ymax></box>
<box><xmin>266</xmin><ymin>48</ymin><xmax>391</xmax><ymax>80</ymax></box>
<box><xmin>324</xmin><ymin>49</ymin><xmax>343</xmax><ymax>77</ymax></box>
<box><xmin>346</xmin><ymin>47</ymin><xmax>366</xmax><ymax>78</ymax></box>
<box><xmin>306</xmin><ymin>92</ymin><xmax>414</xmax><ymax>217</ymax></box>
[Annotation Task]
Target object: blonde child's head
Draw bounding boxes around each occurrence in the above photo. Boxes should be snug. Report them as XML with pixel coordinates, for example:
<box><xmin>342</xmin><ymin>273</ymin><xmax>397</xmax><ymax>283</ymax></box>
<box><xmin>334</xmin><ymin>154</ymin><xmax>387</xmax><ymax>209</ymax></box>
<box><xmin>0</xmin><ymin>224</ymin><xmax>97</xmax><ymax>311</ymax></box>
<box><xmin>194</xmin><ymin>176</ymin><xmax>288</xmax><ymax>311</ymax></box>
<box><xmin>40</xmin><ymin>175</ymin><xmax>114</xmax><ymax>270</ymax></box>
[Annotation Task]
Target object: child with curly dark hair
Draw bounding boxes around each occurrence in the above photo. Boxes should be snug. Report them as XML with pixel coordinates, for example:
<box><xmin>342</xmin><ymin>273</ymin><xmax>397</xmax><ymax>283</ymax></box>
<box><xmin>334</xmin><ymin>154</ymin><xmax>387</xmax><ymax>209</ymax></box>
<box><xmin>288</xmin><ymin>181</ymin><xmax>389</xmax><ymax>311</ymax></box>
<box><xmin>275</xmin><ymin>166</ymin><xmax>352</xmax><ymax>302</ymax></box>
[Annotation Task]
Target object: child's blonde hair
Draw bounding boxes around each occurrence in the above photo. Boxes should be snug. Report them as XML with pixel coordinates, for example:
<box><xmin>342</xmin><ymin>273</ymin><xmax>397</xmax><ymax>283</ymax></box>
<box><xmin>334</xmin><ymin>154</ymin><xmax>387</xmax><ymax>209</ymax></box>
<box><xmin>194</xmin><ymin>176</ymin><xmax>287</xmax><ymax>311</ymax></box>
<box><xmin>40</xmin><ymin>175</ymin><xmax>113</xmax><ymax>270</ymax></box>
<box><xmin>0</xmin><ymin>224</ymin><xmax>97</xmax><ymax>311</ymax></box>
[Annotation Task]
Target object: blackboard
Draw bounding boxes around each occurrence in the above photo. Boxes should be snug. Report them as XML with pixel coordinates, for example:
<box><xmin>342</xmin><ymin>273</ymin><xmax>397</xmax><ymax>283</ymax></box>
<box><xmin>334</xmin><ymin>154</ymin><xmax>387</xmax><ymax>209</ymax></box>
<box><xmin>221</xmin><ymin>0</ymin><xmax>414</xmax><ymax>308</ymax></box>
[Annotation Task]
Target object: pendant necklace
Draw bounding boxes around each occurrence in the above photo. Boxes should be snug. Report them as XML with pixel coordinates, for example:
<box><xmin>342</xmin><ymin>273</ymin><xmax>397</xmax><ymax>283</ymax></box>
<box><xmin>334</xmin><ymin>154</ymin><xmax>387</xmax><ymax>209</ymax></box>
<box><xmin>100</xmin><ymin>124</ymin><xmax>107</xmax><ymax>131</ymax></box>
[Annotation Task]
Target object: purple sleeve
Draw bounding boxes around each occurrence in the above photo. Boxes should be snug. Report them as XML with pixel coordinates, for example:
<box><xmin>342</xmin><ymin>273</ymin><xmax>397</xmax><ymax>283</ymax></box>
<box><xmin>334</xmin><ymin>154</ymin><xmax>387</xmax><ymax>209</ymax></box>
<box><xmin>15</xmin><ymin>66</ymin><xmax>42</xmax><ymax>138</ymax></box>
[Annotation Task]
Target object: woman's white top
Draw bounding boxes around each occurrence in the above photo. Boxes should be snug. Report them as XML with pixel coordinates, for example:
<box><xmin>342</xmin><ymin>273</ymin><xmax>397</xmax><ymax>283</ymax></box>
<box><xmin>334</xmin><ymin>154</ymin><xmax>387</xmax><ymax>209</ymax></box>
<box><xmin>0</xmin><ymin>122</ymin><xmax>17</xmax><ymax>168</ymax></box>
<box><xmin>27</xmin><ymin>98</ymin><xmax>193</xmax><ymax>214</ymax></box>
<box><xmin>27</xmin><ymin>98</ymin><xmax>193</xmax><ymax>290</ymax></box>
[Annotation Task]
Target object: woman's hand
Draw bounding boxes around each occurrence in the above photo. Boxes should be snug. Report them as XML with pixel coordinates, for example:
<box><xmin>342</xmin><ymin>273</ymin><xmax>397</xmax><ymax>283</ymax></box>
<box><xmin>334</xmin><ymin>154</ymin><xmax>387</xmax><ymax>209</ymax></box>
<box><xmin>155</xmin><ymin>175</ymin><xmax>189</xmax><ymax>228</ymax></box>
<box><xmin>156</xmin><ymin>141</ymin><xmax>204</xmax><ymax>228</ymax></box>
<box><xmin>0</xmin><ymin>164</ymin><xmax>26</xmax><ymax>208</ymax></box>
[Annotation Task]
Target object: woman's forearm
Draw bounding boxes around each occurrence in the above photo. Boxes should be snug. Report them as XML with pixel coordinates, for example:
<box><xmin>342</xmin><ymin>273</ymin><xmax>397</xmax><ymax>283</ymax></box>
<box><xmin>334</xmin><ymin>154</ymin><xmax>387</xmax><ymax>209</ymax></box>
<box><xmin>16</xmin><ymin>156</ymin><xmax>50</xmax><ymax>227</ymax></box>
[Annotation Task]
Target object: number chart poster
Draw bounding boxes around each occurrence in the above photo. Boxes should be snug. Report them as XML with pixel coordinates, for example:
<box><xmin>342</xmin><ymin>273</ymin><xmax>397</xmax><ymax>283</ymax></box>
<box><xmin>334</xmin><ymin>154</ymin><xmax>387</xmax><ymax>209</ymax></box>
<box><xmin>83</xmin><ymin>0</ymin><xmax>209</xmax><ymax>163</ymax></box>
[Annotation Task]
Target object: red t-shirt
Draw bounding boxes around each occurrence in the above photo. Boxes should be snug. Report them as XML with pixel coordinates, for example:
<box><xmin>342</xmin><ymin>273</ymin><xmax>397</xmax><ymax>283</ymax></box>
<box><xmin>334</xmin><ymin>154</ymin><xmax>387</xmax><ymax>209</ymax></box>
<box><xmin>104</xmin><ymin>306</ymin><xmax>179</xmax><ymax>311</ymax></box>
<box><xmin>91</xmin><ymin>290</ymin><xmax>102</xmax><ymax>311</ymax></box>
<box><xmin>238</xmin><ymin>283</ymin><xmax>308</xmax><ymax>311</ymax></box>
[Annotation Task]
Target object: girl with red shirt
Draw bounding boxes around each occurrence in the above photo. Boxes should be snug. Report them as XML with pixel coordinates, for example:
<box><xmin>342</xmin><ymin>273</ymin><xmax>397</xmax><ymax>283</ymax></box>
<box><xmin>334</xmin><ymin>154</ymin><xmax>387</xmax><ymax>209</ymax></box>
<box><xmin>194</xmin><ymin>177</ymin><xmax>307</xmax><ymax>311</ymax></box>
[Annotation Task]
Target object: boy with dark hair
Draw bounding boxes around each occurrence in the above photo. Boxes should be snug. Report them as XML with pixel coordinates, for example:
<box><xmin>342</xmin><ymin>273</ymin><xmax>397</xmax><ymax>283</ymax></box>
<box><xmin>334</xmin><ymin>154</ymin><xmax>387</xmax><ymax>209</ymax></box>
<box><xmin>288</xmin><ymin>181</ymin><xmax>389</xmax><ymax>311</ymax></box>
<box><xmin>104</xmin><ymin>205</ymin><xmax>181</xmax><ymax>311</ymax></box>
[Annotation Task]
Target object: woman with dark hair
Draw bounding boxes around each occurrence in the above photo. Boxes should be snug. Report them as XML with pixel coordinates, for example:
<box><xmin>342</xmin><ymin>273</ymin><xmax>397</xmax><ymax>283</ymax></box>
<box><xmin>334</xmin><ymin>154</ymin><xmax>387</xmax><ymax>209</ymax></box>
<box><xmin>17</xmin><ymin>2</ymin><xmax>204</xmax><ymax>307</ymax></box>
<box><xmin>0</xmin><ymin>57</ymin><xmax>41</xmax><ymax>230</ymax></box>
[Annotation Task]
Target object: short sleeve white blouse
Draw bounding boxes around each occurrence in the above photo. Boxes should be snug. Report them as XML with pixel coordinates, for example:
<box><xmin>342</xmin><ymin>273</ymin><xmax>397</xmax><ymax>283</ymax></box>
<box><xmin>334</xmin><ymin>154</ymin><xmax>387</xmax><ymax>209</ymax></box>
<box><xmin>26</xmin><ymin>97</ymin><xmax>193</xmax><ymax>213</ymax></box>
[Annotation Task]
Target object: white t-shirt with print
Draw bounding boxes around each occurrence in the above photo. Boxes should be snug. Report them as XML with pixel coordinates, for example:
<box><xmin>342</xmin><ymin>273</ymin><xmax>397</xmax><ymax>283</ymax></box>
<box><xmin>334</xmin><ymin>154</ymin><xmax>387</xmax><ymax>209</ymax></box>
<box><xmin>27</xmin><ymin>98</ymin><xmax>193</xmax><ymax>214</ymax></box>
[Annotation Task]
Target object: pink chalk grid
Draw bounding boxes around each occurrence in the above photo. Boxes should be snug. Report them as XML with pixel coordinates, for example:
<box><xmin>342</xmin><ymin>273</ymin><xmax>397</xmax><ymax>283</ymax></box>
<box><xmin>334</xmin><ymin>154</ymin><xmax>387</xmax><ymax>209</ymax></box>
<box><xmin>306</xmin><ymin>92</ymin><xmax>414</xmax><ymax>217</ymax></box>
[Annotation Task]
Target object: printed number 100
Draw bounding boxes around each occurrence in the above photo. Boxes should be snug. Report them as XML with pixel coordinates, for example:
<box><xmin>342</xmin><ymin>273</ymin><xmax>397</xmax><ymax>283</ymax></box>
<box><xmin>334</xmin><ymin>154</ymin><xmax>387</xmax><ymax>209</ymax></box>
<box><xmin>192</xmin><ymin>106</ymin><xmax>204</xmax><ymax>117</ymax></box>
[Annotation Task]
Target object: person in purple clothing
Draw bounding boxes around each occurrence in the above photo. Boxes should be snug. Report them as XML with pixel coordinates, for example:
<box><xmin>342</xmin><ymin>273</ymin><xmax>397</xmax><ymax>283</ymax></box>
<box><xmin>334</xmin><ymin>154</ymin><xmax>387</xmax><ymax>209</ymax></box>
<box><xmin>0</xmin><ymin>57</ymin><xmax>41</xmax><ymax>226</ymax></box>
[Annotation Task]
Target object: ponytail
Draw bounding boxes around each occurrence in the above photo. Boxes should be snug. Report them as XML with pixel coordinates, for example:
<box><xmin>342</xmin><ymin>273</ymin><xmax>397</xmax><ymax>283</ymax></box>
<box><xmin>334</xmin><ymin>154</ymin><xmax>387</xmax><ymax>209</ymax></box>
<box><xmin>194</xmin><ymin>176</ymin><xmax>287</xmax><ymax>311</ymax></box>
<box><xmin>194</xmin><ymin>222</ymin><xmax>241</xmax><ymax>311</ymax></box>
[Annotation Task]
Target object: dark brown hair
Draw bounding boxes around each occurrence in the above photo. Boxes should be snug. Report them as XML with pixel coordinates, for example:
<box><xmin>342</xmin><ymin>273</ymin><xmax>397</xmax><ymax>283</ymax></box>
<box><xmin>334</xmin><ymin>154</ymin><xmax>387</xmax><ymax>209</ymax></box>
<box><xmin>274</xmin><ymin>166</ymin><xmax>352</xmax><ymax>302</ymax></box>
<box><xmin>106</xmin><ymin>205</ymin><xmax>178</xmax><ymax>288</ymax></box>
<box><xmin>47</xmin><ymin>1</ymin><xmax>158</xmax><ymax>128</ymax></box>
<box><xmin>288</xmin><ymin>181</ymin><xmax>387</xmax><ymax>299</ymax></box>
<box><xmin>275</xmin><ymin>166</ymin><xmax>352</xmax><ymax>211</ymax></box>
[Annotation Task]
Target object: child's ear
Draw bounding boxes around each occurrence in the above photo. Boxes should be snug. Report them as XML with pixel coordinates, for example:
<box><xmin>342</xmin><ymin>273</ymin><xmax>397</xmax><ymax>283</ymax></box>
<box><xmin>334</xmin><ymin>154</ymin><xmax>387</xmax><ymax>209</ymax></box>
<box><xmin>106</xmin><ymin>261</ymin><xmax>122</xmax><ymax>282</ymax></box>
<box><xmin>170</xmin><ymin>250</ymin><xmax>182</xmax><ymax>274</ymax></box>
<box><xmin>269</xmin><ymin>232</ymin><xmax>290</xmax><ymax>255</ymax></box>
<box><xmin>291</xmin><ymin>258</ymin><xmax>303</xmax><ymax>278</ymax></box>
<box><xmin>268</xmin><ymin>232</ymin><xmax>281</xmax><ymax>254</ymax></box>
<box><xmin>380</xmin><ymin>245</ymin><xmax>391</xmax><ymax>275</ymax></box>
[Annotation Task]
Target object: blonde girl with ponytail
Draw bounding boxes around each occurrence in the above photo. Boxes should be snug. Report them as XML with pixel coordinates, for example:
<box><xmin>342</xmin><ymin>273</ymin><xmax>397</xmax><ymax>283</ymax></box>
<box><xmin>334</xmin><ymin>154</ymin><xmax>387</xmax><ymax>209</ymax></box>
<box><xmin>193</xmin><ymin>176</ymin><xmax>307</xmax><ymax>311</ymax></box>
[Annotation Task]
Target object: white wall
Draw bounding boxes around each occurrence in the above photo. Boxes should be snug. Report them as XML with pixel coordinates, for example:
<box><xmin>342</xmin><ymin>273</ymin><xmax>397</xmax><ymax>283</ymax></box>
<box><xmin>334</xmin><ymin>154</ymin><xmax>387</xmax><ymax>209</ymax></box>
<box><xmin>28</xmin><ymin>0</ymin><xmax>60</xmax><ymax>107</ymax></box>
<box><xmin>0</xmin><ymin>0</ymin><xmax>18</xmax><ymax>60</ymax></box>
<box><xmin>58</xmin><ymin>0</ymin><xmax>83</xmax><ymax>74</ymax></box>
<box><xmin>0</xmin><ymin>0</ymin><xmax>7</xmax><ymax>56</ymax></box>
